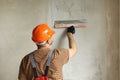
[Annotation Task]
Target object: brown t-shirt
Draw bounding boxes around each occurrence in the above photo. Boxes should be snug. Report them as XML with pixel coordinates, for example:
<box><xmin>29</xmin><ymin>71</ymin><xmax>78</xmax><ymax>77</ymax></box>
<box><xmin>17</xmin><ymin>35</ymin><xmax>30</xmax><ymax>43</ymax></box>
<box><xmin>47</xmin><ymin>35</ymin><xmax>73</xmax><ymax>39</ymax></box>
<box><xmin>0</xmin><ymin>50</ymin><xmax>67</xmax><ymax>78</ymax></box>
<box><xmin>18</xmin><ymin>48</ymin><xmax>69</xmax><ymax>80</ymax></box>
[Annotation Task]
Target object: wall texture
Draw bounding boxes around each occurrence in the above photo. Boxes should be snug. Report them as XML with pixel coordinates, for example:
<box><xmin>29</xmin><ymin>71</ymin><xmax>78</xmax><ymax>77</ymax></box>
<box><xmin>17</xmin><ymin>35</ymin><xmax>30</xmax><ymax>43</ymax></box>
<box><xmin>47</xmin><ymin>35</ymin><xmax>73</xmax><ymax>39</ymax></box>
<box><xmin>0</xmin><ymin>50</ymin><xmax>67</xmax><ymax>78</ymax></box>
<box><xmin>0</xmin><ymin>0</ymin><xmax>119</xmax><ymax>80</ymax></box>
<box><xmin>0</xmin><ymin>0</ymin><xmax>49</xmax><ymax>80</ymax></box>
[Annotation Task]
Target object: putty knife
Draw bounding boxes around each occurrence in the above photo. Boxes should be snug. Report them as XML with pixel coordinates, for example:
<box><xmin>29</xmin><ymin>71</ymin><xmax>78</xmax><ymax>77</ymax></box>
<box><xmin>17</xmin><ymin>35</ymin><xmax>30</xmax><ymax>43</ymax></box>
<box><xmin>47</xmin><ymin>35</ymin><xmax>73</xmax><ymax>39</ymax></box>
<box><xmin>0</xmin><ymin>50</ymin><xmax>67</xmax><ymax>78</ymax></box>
<box><xmin>54</xmin><ymin>20</ymin><xmax>87</xmax><ymax>28</ymax></box>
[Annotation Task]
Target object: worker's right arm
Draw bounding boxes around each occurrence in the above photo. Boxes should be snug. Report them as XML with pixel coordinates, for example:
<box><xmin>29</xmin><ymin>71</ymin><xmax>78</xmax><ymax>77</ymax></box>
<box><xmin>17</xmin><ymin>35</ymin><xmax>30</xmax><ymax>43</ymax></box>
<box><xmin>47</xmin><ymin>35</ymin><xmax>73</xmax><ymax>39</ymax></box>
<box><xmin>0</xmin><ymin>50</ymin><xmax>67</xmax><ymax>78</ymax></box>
<box><xmin>67</xmin><ymin>26</ymin><xmax>77</xmax><ymax>58</ymax></box>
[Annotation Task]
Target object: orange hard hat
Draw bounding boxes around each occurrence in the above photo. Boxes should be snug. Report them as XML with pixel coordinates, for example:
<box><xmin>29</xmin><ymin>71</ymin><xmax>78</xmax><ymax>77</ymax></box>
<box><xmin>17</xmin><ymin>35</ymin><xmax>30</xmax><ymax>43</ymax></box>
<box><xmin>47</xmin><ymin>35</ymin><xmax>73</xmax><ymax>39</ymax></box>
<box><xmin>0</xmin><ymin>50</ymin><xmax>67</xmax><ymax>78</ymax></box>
<box><xmin>32</xmin><ymin>24</ymin><xmax>55</xmax><ymax>43</ymax></box>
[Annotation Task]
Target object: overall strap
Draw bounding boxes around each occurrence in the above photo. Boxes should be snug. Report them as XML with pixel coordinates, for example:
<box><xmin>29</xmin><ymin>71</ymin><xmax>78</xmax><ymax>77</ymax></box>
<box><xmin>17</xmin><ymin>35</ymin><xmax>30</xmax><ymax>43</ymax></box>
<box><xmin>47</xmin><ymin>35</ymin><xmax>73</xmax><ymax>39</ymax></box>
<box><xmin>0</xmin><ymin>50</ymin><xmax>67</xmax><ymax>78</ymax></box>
<box><xmin>29</xmin><ymin>51</ymin><xmax>38</xmax><ymax>78</ymax></box>
<box><xmin>29</xmin><ymin>49</ymin><xmax>54</xmax><ymax>78</ymax></box>
<box><xmin>44</xmin><ymin>49</ymin><xmax>54</xmax><ymax>76</ymax></box>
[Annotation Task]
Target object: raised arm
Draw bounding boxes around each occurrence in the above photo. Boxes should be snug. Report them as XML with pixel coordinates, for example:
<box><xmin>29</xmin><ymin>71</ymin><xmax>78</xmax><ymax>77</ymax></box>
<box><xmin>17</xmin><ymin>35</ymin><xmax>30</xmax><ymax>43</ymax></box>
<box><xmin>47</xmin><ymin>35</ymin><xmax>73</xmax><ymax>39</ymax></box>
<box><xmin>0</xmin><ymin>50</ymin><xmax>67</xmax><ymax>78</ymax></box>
<box><xmin>67</xmin><ymin>26</ymin><xmax>77</xmax><ymax>58</ymax></box>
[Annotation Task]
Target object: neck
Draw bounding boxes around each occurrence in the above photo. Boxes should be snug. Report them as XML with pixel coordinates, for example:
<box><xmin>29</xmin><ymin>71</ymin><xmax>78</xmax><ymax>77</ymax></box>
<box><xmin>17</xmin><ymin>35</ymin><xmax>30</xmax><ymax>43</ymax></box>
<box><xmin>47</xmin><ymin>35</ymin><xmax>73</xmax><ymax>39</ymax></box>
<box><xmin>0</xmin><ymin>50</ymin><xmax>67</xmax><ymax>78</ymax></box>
<box><xmin>37</xmin><ymin>44</ymin><xmax>50</xmax><ymax>49</ymax></box>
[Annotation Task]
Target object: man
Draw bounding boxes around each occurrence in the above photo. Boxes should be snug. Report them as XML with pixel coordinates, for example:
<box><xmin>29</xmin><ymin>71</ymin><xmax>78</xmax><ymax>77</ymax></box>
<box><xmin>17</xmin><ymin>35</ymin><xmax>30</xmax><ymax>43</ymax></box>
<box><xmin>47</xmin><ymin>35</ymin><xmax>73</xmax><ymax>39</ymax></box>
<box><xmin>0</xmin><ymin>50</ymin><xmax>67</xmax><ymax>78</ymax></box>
<box><xmin>18</xmin><ymin>24</ymin><xmax>77</xmax><ymax>80</ymax></box>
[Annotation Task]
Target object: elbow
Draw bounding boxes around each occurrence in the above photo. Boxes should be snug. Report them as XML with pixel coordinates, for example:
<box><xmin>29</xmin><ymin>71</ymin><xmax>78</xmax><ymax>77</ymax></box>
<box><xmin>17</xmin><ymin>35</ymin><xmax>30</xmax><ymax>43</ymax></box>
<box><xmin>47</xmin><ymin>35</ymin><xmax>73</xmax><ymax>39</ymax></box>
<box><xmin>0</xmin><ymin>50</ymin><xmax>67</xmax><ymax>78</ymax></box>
<box><xmin>69</xmin><ymin>48</ymin><xmax>77</xmax><ymax>58</ymax></box>
<box><xmin>73</xmin><ymin>47</ymin><xmax>77</xmax><ymax>54</ymax></box>
<box><xmin>74</xmin><ymin>48</ymin><xmax>77</xmax><ymax>54</ymax></box>
<box><xmin>73</xmin><ymin>45</ymin><xmax>77</xmax><ymax>54</ymax></box>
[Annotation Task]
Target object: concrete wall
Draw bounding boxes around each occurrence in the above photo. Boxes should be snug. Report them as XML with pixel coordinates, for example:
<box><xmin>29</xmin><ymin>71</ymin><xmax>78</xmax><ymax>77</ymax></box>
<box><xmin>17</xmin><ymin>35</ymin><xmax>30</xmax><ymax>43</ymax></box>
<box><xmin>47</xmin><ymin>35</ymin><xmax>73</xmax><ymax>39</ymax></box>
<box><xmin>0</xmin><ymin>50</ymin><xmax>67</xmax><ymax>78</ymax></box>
<box><xmin>0</xmin><ymin>0</ymin><xmax>49</xmax><ymax>80</ymax></box>
<box><xmin>0</xmin><ymin>0</ymin><xmax>119</xmax><ymax>80</ymax></box>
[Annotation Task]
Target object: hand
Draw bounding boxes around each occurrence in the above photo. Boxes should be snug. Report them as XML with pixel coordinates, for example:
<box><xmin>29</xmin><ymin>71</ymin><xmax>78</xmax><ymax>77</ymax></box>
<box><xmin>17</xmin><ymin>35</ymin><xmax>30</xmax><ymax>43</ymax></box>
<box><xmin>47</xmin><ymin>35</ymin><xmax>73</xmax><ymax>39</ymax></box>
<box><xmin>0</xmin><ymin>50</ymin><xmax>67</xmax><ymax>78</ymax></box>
<box><xmin>67</xmin><ymin>26</ymin><xmax>75</xmax><ymax>34</ymax></box>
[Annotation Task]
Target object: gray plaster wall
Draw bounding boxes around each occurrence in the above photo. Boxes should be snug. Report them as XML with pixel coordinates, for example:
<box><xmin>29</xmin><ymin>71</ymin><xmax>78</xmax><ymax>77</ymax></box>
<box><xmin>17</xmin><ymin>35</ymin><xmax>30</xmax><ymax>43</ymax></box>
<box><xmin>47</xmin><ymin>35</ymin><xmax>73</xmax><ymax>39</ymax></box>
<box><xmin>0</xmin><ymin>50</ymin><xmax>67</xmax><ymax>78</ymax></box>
<box><xmin>0</xmin><ymin>0</ymin><xmax>119</xmax><ymax>80</ymax></box>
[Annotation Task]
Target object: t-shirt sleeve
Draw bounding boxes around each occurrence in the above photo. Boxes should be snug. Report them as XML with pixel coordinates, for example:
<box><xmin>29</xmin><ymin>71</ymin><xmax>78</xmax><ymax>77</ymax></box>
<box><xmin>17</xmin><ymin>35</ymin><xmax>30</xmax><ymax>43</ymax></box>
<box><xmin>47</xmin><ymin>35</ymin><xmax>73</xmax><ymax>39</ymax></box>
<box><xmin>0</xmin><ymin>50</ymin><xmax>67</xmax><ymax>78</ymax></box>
<box><xmin>54</xmin><ymin>48</ymin><xmax>69</xmax><ymax>65</ymax></box>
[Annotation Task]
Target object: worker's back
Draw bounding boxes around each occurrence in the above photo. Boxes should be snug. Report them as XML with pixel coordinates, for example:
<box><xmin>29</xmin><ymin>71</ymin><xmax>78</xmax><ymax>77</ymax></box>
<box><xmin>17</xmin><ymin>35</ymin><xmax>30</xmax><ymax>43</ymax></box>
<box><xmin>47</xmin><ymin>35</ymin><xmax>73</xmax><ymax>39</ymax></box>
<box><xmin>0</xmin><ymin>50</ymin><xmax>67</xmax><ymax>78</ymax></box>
<box><xmin>18</xmin><ymin>47</ymin><xmax>69</xmax><ymax>80</ymax></box>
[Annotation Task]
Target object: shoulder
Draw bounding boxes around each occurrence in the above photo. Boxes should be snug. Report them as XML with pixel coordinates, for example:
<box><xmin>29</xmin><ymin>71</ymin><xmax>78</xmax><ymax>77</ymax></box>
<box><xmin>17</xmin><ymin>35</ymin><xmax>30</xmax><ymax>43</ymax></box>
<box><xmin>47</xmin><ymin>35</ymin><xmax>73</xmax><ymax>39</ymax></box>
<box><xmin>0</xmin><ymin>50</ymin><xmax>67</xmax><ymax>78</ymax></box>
<box><xmin>20</xmin><ymin>51</ymin><xmax>34</xmax><ymax>66</ymax></box>
<box><xmin>53</xmin><ymin>48</ymin><xmax>69</xmax><ymax>57</ymax></box>
<box><xmin>22</xmin><ymin>53</ymin><xmax>30</xmax><ymax>61</ymax></box>
<box><xmin>22</xmin><ymin>50</ymin><xmax>37</xmax><ymax>60</ymax></box>
<box><xmin>53</xmin><ymin>48</ymin><xmax>69</xmax><ymax>64</ymax></box>
<box><xmin>54</xmin><ymin>48</ymin><xmax>69</xmax><ymax>54</ymax></box>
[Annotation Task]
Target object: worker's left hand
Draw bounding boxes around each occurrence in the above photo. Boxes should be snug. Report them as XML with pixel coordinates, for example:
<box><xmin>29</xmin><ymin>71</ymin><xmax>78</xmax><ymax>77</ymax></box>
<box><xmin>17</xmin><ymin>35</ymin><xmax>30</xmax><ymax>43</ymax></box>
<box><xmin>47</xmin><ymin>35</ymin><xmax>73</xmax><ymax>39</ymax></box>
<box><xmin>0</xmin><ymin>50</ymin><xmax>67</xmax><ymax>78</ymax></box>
<box><xmin>67</xmin><ymin>26</ymin><xmax>75</xmax><ymax>34</ymax></box>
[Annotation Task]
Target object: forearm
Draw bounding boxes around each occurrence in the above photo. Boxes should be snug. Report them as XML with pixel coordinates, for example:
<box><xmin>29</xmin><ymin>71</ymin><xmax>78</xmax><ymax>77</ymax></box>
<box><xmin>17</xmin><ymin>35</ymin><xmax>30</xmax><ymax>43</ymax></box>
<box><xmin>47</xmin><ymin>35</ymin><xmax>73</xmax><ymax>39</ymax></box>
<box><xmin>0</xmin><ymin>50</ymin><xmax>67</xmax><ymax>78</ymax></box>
<box><xmin>67</xmin><ymin>33</ymin><xmax>76</xmax><ymax>49</ymax></box>
<box><xmin>67</xmin><ymin>32</ymin><xmax>77</xmax><ymax>57</ymax></box>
